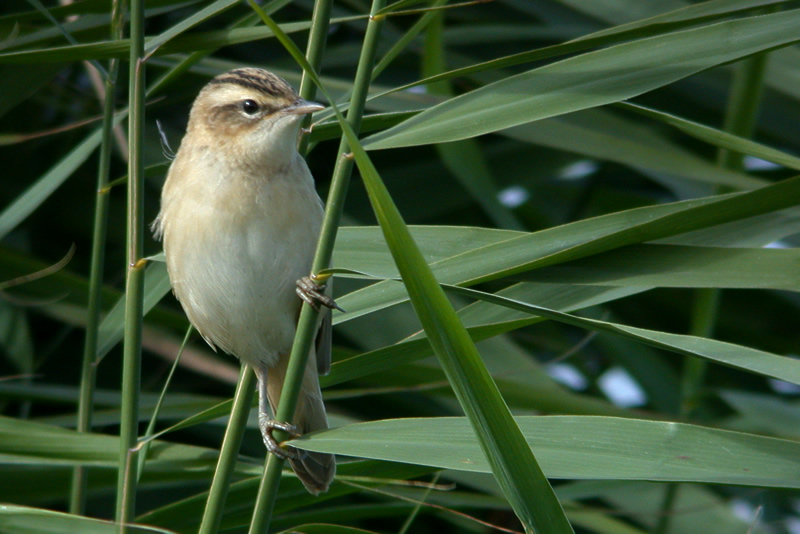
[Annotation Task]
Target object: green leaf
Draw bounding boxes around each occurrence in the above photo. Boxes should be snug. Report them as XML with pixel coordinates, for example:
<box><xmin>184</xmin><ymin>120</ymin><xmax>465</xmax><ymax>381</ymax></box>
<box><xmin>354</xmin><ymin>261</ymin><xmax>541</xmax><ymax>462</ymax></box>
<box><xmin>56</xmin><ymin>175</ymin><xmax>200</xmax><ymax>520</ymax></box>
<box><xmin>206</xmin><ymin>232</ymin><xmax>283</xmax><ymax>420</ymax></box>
<box><xmin>293</xmin><ymin>416</ymin><xmax>800</xmax><ymax>488</ymax></box>
<box><xmin>501</xmin><ymin>109</ymin><xmax>765</xmax><ymax>190</ymax></box>
<box><xmin>278</xmin><ymin>525</ymin><xmax>378</xmax><ymax>534</ymax></box>
<box><xmin>143</xmin><ymin>0</ymin><xmax>240</xmax><ymax>57</ymax></box>
<box><xmin>363</xmin><ymin>9</ymin><xmax>800</xmax><ymax>149</ymax></box>
<box><xmin>620</xmin><ymin>102</ymin><xmax>800</xmax><ymax>171</ymax></box>
<box><xmin>0</xmin><ymin>18</ymin><xmax>365</xmax><ymax>64</ymax></box>
<box><xmin>519</xmin><ymin>244</ymin><xmax>800</xmax><ymax>290</ymax></box>
<box><xmin>0</xmin><ymin>415</ymin><xmax>258</xmax><ymax>474</ymax></box>
<box><xmin>0</xmin><ymin>123</ymin><xmax>115</xmax><ymax>240</ymax></box>
<box><xmin>335</xmin><ymin>176</ymin><xmax>800</xmax><ymax>323</ymax></box>
<box><xmin>365</xmin><ymin>0</ymin><xmax>794</xmax><ymax>106</ymax></box>
<box><xmin>445</xmin><ymin>284</ymin><xmax>800</xmax><ymax>386</ymax></box>
<box><xmin>343</xmin><ymin>103</ymin><xmax>574</xmax><ymax>532</ymax></box>
<box><xmin>0</xmin><ymin>505</ymin><xmax>176</xmax><ymax>534</ymax></box>
<box><xmin>326</xmin><ymin>282</ymin><xmax>642</xmax><ymax>390</ymax></box>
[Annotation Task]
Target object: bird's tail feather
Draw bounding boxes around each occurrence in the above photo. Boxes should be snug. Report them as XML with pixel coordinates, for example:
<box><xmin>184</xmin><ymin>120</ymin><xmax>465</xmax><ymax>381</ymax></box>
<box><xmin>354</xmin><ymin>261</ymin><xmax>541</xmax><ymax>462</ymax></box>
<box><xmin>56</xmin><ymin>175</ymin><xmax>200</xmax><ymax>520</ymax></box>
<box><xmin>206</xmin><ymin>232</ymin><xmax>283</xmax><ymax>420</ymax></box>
<box><xmin>266</xmin><ymin>354</ymin><xmax>335</xmax><ymax>495</ymax></box>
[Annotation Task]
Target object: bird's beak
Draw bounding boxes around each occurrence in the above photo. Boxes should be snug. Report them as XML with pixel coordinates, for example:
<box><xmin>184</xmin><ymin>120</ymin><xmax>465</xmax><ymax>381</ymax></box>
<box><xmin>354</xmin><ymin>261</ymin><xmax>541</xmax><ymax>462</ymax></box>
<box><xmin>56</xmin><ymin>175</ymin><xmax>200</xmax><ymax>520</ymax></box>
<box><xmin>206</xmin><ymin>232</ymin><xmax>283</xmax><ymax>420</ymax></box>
<box><xmin>284</xmin><ymin>99</ymin><xmax>325</xmax><ymax>115</ymax></box>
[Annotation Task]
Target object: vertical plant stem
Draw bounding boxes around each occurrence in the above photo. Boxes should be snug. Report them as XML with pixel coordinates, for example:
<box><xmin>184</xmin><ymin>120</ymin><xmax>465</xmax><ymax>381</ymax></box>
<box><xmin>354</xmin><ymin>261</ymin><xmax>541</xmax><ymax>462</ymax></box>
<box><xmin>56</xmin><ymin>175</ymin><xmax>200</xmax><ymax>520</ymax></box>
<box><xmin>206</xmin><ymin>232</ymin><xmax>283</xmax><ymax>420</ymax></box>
<box><xmin>116</xmin><ymin>0</ymin><xmax>146</xmax><ymax>528</ymax></box>
<box><xmin>297</xmin><ymin>0</ymin><xmax>333</xmax><ymax>154</ymax></box>
<box><xmin>681</xmin><ymin>51</ymin><xmax>770</xmax><ymax>414</ymax></box>
<box><xmin>371</xmin><ymin>0</ymin><xmax>446</xmax><ymax>80</ymax></box>
<box><xmin>247</xmin><ymin>1</ymin><xmax>385</xmax><ymax>531</ymax></box>
<box><xmin>198</xmin><ymin>365</ymin><xmax>257</xmax><ymax>534</ymax></box>
<box><xmin>659</xmin><ymin>51</ymin><xmax>770</xmax><ymax>534</ymax></box>
<box><xmin>716</xmin><ymin>57</ymin><xmax>770</xmax><ymax>171</ymax></box>
<box><xmin>653</xmin><ymin>483</ymin><xmax>679</xmax><ymax>534</ymax></box>
<box><xmin>301</xmin><ymin>0</ymin><xmax>443</xmax><ymax>151</ymax></box>
<box><xmin>421</xmin><ymin>8</ymin><xmax>522</xmax><ymax>230</ymax></box>
<box><xmin>69</xmin><ymin>0</ymin><xmax>124</xmax><ymax>515</ymax></box>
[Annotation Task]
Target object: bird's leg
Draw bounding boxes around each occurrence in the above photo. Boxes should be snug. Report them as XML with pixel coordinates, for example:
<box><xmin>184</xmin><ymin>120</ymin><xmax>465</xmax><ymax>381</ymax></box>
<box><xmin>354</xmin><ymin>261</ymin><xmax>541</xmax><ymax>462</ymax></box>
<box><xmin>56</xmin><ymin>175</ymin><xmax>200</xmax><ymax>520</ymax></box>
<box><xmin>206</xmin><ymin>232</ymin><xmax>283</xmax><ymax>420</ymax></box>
<box><xmin>257</xmin><ymin>374</ymin><xmax>304</xmax><ymax>461</ymax></box>
<box><xmin>296</xmin><ymin>274</ymin><xmax>344</xmax><ymax>312</ymax></box>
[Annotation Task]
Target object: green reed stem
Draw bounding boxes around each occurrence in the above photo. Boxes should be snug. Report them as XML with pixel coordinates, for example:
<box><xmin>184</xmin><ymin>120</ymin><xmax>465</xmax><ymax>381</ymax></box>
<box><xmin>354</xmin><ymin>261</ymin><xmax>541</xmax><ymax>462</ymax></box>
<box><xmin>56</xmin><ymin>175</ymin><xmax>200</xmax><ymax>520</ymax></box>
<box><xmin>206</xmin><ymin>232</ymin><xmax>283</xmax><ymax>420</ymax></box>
<box><xmin>247</xmin><ymin>0</ymin><xmax>385</xmax><ymax>531</ymax></box>
<box><xmin>115</xmin><ymin>0</ymin><xmax>146</xmax><ymax>528</ymax></box>
<box><xmin>681</xmin><ymin>50</ymin><xmax>770</xmax><ymax>416</ymax></box>
<box><xmin>660</xmin><ymin>49</ymin><xmax>770</xmax><ymax>534</ymax></box>
<box><xmin>198</xmin><ymin>365</ymin><xmax>257</xmax><ymax>534</ymax></box>
<box><xmin>69</xmin><ymin>0</ymin><xmax>124</xmax><ymax>516</ymax></box>
<box><xmin>297</xmin><ymin>0</ymin><xmax>333</xmax><ymax>154</ymax></box>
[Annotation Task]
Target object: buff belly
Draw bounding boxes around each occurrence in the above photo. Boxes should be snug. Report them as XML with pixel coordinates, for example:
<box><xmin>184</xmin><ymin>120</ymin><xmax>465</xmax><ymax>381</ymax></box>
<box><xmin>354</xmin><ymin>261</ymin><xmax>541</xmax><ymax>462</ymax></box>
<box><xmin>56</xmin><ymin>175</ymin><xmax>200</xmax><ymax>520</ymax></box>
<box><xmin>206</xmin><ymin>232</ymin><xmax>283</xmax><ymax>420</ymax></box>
<box><xmin>161</xmin><ymin>162</ymin><xmax>323</xmax><ymax>368</ymax></box>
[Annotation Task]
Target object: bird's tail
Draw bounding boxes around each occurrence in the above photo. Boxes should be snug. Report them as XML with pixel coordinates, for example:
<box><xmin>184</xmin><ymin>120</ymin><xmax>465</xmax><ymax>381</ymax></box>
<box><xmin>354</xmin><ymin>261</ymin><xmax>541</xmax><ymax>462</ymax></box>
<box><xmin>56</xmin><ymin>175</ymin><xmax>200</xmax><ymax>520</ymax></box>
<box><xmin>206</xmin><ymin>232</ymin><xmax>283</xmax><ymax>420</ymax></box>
<box><xmin>266</xmin><ymin>354</ymin><xmax>335</xmax><ymax>495</ymax></box>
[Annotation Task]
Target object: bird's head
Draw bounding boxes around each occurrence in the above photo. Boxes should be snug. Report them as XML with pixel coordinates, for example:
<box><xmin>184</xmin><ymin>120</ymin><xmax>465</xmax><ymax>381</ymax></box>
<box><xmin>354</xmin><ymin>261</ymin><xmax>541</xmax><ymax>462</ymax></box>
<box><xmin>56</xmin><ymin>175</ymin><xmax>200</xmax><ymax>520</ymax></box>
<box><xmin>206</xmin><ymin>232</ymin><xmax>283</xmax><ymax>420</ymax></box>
<box><xmin>186</xmin><ymin>68</ymin><xmax>323</xmax><ymax>163</ymax></box>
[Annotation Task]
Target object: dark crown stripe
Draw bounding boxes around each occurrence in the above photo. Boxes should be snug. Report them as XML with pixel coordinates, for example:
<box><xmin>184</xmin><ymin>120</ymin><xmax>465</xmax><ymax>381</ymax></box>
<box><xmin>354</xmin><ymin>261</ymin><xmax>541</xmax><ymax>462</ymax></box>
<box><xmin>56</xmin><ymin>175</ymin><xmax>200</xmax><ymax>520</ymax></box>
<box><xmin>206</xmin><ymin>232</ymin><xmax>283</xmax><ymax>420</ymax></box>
<box><xmin>209</xmin><ymin>71</ymin><xmax>292</xmax><ymax>98</ymax></box>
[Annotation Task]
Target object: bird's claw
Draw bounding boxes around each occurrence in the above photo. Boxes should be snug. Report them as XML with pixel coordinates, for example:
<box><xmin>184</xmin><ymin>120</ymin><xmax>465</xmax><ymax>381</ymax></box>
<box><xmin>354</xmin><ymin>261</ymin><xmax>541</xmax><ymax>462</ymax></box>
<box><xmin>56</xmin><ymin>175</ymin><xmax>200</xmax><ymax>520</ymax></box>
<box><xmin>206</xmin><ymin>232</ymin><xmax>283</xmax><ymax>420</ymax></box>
<box><xmin>259</xmin><ymin>414</ymin><xmax>304</xmax><ymax>461</ymax></box>
<box><xmin>296</xmin><ymin>275</ymin><xmax>344</xmax><ymax>312</ymax></box>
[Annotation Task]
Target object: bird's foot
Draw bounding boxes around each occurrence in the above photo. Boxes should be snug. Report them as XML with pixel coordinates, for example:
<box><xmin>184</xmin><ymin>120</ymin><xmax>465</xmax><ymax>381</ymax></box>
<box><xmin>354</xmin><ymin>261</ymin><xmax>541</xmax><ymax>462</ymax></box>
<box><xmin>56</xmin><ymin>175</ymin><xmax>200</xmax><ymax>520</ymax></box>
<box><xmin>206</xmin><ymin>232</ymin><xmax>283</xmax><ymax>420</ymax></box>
<box><xmin>259</xmin><ymin>414</ymin><xmax>305</xmax><ymax>461</ymax></box>
<box><xmin>296</xmin><ymin>275</ymin><xmax>344</xmax><ymax>312</ymax></box>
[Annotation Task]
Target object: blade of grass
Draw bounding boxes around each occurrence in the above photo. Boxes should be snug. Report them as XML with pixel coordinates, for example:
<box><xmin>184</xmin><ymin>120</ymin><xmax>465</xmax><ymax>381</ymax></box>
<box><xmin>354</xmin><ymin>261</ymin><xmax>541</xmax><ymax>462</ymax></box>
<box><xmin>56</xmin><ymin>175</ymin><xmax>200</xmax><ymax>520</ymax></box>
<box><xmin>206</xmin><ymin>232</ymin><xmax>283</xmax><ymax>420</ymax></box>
<box><xmin>334</xmin><ymin>177</ymin><xmax>800</xmax><ymax>325</ymax></box>
<box><xmin>0</xmin><ymin>504</ymin><xmax>176</xmax><ymax>534</ymax></box>
<box><xmin>0</xmin><ymin>18</ymin><xmax>366</xmax><ymax>64</ymax></box>
<box><xmin>363</xmin><ymin>0</ymin><xmax>795</xmax><ymax>105</ymax></box>
<box><xmin>24</xmin><ymin>0</ymin><xmax>108</xmax><ymax>78</ymax></box>
<box><xmin>143</xmin><ymin>0</ymin><xmax>240</xmax><ymax>58</ymax></box>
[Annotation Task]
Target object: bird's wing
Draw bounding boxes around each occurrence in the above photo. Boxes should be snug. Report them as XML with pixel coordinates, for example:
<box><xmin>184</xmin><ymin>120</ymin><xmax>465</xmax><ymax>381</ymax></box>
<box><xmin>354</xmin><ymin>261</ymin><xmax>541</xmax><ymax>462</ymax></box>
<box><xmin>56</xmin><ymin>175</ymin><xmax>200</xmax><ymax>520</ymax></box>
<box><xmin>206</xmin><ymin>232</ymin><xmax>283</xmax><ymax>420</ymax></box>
<box><xmin>315</xmin><ymin>309</ymin><xmax>332</xmax><ymax>376</ymax></box>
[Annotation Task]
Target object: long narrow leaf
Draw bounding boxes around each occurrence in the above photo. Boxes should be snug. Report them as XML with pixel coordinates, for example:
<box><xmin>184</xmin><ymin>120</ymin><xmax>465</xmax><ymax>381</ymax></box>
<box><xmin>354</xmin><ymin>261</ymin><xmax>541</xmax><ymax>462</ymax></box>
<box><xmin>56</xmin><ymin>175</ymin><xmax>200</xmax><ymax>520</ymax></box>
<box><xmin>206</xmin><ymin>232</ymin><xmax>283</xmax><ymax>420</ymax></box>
<box><xmin>0</xmin><ymin>505</ymin><xmax>175</xmax><ymax>534</ymax></box>
<box><xmin>293</xmin><ymin>416</ymin><xmax>800</xmax><ymax>488</ymax></box>
<box><xmin>336</xmin><ymin>176</ymin><xmax>800</xmax><ymax>323</ymax></box>
<box><xmin>0</xmin><ymin>115</ymin><xmax>125</xmax><ymax>240</ymax></box>
<box><xmin>364</xmin><ymin>9</ymin><xmax>800</xmax><ymax>149</ymax></box>
<box><xmin>342</xmin><ymin>108</ymin><xmax>573</xmax><ymax>531</ymax></box>
<box><xmin>444</xmin><ymin>284</ymin><xmax>800</xmax><ymax>386</ymax></box>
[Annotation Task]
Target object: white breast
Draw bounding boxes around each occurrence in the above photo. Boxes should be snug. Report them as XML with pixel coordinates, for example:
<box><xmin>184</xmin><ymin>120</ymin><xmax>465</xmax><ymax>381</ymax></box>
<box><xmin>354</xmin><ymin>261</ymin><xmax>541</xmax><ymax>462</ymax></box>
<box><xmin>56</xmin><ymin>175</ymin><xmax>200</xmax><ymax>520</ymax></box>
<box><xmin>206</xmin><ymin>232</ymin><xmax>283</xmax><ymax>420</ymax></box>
<box><xmin>159</xmin><ymin>148</ymin><xmax>323</xmax><ymax>368</ymax></box>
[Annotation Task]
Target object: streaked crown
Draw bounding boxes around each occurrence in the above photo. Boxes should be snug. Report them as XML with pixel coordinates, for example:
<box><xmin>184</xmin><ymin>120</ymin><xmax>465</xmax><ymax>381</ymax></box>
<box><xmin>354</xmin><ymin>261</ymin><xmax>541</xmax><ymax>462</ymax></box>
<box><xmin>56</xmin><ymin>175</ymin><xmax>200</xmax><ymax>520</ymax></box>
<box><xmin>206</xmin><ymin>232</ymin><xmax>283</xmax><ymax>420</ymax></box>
<box><xmin>186</xmin><ymin>68</ymin><xmax>316</xmax><ymax>137</ymax></box>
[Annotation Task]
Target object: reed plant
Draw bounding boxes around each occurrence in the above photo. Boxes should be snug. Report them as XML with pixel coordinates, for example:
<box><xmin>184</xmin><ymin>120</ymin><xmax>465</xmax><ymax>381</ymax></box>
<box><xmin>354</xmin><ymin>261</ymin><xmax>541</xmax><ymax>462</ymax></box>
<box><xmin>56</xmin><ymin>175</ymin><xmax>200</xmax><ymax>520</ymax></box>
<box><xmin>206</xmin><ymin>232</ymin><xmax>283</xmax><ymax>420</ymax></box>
<box><xmin>1</xmin><ymin>1</ymin><xmax>800</xmax><ymax>533</ymax></box>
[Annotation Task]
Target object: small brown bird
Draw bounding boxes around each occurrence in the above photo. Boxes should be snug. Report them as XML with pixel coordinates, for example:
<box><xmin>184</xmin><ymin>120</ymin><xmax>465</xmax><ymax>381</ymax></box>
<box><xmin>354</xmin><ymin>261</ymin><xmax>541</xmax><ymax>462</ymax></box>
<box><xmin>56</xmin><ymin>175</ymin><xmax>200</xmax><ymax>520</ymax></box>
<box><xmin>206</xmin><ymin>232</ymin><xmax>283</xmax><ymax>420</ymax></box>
<box><xmin>153</xmin><ymin>68</ymin><xmax>336</xmax><ymax>494</ymax></box>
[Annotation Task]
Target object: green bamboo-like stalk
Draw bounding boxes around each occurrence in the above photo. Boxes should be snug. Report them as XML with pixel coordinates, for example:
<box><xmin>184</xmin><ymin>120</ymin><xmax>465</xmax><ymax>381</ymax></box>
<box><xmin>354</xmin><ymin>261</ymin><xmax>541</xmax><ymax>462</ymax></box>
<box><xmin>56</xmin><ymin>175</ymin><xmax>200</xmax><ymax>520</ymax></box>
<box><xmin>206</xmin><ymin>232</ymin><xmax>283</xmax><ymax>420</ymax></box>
<box><xmin>301</xmin><ymin>0</ymin><xmax>444</xmax><ymax>143</ymax></box>
<box><xmin>371</xmin><ymin>0</ymin><xmax>447</xmax><ymax>79</ymax></box>
<box><xmin>115</xmin><ymin>0</ymin><xmax>146</xmax><ymax>527</ymax></box>
<box><xmin>247</xmin><ymin>0</ymin><xmax>384</xmax><ymax>531</ymax></box>
<box><xmin>297</xmin><ymin>0</ymin><xmax>332</xmax><ymax>154</ymax></box>
<box><xmin>660</xmin><ymin>50</ymin><xmax>770</xmax><ymax>534</ymax></box>
<box><xmin>680</xmin><ymin>51</ymin><xmax>770</xmax><ymax>414</ymax></box>
<box><xmin>69</xmin><ymin>0</ymin><xmax>124</xmax><ymax>516</ymax></box>
<box><xmin>197</xmin><ymin>365</ymin><xmax>257</xmax><ymax>534</ymax></box>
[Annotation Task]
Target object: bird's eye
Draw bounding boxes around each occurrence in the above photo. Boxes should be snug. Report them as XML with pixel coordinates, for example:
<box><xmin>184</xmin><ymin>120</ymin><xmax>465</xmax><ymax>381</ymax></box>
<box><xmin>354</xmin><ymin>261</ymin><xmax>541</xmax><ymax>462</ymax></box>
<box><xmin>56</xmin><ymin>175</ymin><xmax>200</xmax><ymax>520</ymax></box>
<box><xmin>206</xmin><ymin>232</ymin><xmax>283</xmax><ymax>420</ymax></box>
<box><xmin>241</xmin><ymin>99</ymin><xmax>260</xmax><ymax>115</ymax></box>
